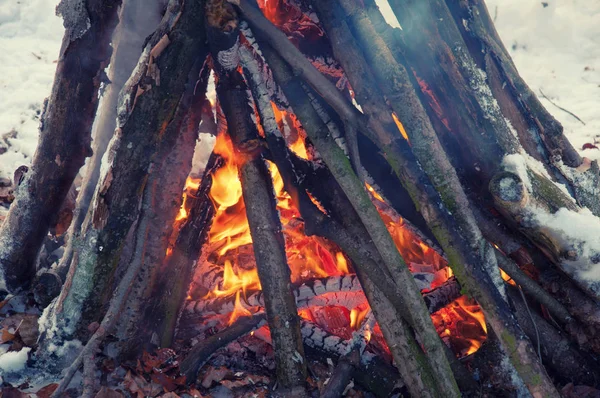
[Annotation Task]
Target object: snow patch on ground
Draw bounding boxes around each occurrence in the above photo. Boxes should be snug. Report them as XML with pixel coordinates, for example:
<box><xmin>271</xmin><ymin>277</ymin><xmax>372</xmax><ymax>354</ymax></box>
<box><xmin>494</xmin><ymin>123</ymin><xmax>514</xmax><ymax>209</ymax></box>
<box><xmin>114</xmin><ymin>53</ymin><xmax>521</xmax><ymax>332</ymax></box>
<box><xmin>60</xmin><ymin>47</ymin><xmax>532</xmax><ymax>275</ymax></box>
<box><xmin>0</xmin><ymin>0</ymin><xmax>63</xmax><ymax>180</ymax></box>
<box><xmin>0</xmin><ymin>347</ymin><xmax>31</xmax><ymax>373</ymax></box>
<box><xmin>485</xmin><ymin>0</ymin><xmax>600</xmax><ymax>160</ymax></box>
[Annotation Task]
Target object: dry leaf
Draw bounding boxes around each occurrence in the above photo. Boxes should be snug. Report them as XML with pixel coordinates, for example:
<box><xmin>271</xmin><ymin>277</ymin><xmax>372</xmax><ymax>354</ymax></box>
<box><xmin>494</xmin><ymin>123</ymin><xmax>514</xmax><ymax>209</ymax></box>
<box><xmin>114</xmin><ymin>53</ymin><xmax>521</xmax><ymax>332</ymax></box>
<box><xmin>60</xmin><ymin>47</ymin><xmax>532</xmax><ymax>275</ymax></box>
<box><xmin>94</xmin><ymin>386</ymin><xmax>125</xmax><ymax>398</ymax></box>
<box><xmin>35</xmin><ymin>383</ymin><xmax>59</xmax><ymax>398</ymax></box>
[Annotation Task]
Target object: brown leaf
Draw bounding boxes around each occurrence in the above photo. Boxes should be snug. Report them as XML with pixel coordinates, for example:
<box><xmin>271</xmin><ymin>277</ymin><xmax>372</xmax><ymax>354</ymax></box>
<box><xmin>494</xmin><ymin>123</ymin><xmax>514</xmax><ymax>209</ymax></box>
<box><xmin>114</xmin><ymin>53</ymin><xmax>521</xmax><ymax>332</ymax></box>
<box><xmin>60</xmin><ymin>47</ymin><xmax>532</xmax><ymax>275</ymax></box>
<box><xmin>151</xmin><ymin>372</ymin><xmax>178</xmax><ymax>392</ymax></box>
<box><xmin>562</xmin><ymin>383</ymin><xmax>600</xmax><ymax>398</ymax></box>
<box><xmin>201</xmin><ymin>366</ymin><xmax>232</xmax><ymax>389</ymax></box>
<box><xmin>94</xmin><ymin>386</ymin><xmax>125</xmax><ymax>398</ymax></box>
<box><xmin>158</xmin><ymin>393</ymin><xmax>180</xmax><ymax>398</ymax></box>
<box><xmin>0</xmin><ymin>327</ymin><xmax>16</xmax><ymax>344</ymax></box>
<box><xmin>35</xmin><ymin>383</ymin><xmax>58</xmax><ymax>398</ymax></box>
<box><xmin>1</xmin><ymin>314</ymin><xmax>39</xmax><ymax>347</ymax></box>
<box><xmin>123</xmin><ymin>370</ymin><xmax>149</xmax><ymax>398</ymax></box>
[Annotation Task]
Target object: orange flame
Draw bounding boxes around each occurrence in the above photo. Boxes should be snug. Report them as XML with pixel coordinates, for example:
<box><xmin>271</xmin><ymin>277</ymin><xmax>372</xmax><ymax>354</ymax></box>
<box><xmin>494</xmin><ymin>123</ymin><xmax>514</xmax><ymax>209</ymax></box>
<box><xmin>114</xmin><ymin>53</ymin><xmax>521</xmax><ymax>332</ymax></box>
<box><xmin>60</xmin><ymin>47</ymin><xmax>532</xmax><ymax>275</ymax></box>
<box><xmin>228</xmin><ymin>290</ymin><xmax>252</xmax><ymax>326</ymax></box>
<box><xmin>500</xmin><ymin>268</ymin><xmax>517</xmax><ymax>286</ymax></box>
<box><xmin>349</xmin><ymin>306</ymin><xmax>370</xmax><ymax>330</ymax></box>
<box><xmin>206</xmin><ymin>260</ymin><xmax>261</xmax><ymax>299</ymax></box>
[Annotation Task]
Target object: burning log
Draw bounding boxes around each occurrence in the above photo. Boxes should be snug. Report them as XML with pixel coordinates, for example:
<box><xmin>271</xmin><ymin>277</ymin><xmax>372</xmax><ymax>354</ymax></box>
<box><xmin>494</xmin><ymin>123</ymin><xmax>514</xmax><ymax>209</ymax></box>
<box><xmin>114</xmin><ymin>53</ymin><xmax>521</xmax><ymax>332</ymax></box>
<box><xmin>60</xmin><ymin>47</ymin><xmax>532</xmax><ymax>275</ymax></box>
<box><xmin>252</xmin><ymin>41</ymin><xmax>453</xmax><ymax>397</ymax></box>
<box><xmin>0</xmin><ymin>0</ymin><xmax>121</xmax><ymax>293</ymax></box>
<box><xmin>208</xmin><ymin>2</ymin><xmax>307</xmax><ymax>392</ymax></box>
<box><xmin>186</xmin><ymin>274</ymin><xmax>461</xmax><ymax>316</ymax></box>
<box><xmin>39</xmin><ymin>0</ymin><xmax>208</xmax><ymax>352</ymax></box>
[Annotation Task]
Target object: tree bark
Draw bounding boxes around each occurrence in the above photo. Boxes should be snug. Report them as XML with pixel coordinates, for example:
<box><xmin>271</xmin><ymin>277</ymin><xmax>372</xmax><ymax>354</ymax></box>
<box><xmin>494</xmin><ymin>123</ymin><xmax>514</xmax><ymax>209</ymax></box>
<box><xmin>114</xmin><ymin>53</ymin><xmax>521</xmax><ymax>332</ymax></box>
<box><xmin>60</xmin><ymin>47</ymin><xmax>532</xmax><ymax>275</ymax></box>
<box><xmin>0</xmin><ymin>0</ymin><xmax>121</xmax><ymax>294</ymax></box>
<box><xmin>54</xmin><ymin>0</ymin><xmax>165</xmax><ymax>281</ymax></box>
<box><xmin>39</xmin><ymin>0</ymin><xmax>208</xmax><ymax>352</ymax></box>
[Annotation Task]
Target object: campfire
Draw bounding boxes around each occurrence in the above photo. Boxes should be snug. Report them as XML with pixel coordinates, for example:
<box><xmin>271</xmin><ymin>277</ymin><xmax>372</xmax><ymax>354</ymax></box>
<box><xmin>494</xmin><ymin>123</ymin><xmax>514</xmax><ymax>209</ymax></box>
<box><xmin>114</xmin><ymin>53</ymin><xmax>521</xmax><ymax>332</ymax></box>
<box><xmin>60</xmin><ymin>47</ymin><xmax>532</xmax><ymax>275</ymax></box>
<box><xmin>1</xmin><ymin>0</ymin><xmax>600</xmax><ymax>396</ymax></box>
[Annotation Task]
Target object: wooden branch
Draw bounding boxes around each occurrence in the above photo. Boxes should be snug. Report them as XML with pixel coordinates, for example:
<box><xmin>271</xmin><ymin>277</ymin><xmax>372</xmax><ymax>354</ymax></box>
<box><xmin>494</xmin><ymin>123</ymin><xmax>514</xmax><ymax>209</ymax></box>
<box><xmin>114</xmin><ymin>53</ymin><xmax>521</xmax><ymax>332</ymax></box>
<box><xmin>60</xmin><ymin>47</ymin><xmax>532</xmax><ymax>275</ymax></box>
<box><xmin>180</xmin><ymin>313</ymin><xmax>267</xmax><ymax>383</ymax></box>
<box><xmin>301</xmin><ymin>320</ymin><xmax>403</xmax><ymax>397</ymax></box>
<box><xmin>209</xmin><ymin>8</ymin><xmax>308</xmax><ymax>390</ymax></box>
<box><xmin>0</xmin><ymin>0</ymin><xmax>121</xmax><ymax>293</ymax></box>
<box><xmin>40</xmin><ymin>0</ymin><xmax>208</xmax><ymax>347</ymax></box>
<box><xmin>186</xmin><ymin>275</ymin><xmax>460</xmax><ymax>316</ymax></box>
<box><xmin>447</xmin><ymin>0</ymin><xmax>582</xmax><ymax>168</ymax></box>
<box><xmin>54</xmin><ymin>0</ymin><xmax>164</xmax><ymax>282</ymax></box>
<box><xmin>112</xmin><ymin>56</ymin><xmax>210</xmax><ymax>358</ymax></box>
<box><xmin>326</xmin><ymin>1</ymin><xmax>558</xmax><ymax>395</ymax></box>
<box><xmin>232</xmin><ymin>0</ymin><xmax>365</xmax><ymax>178</ymax></box>
<box><xmin>258</xmin><ymin>41</ymin><xmax>458</xmax><ymax>397</ymax></box>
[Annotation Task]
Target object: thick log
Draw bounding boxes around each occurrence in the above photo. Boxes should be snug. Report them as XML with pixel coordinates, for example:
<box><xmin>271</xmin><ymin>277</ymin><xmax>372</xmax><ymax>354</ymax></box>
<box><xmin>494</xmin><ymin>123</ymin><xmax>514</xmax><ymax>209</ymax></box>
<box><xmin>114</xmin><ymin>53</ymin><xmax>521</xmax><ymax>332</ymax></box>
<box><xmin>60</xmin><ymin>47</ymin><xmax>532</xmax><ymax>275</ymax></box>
<box><xmin>145</xmin><ymin>152</ymin><xmax>222</xmax><ymax>349</ymax></box>
<box><xmin>321</xmin><ymin>1</ymin><xmax>557</xmax><ymax>396</ymax></box>
<box><xmin>185</xmin><ymin>274</ymin><xmax>461</xmax><ymax>316</ymax></box>
<box><xmin>0</xmin><ymin>0</ymin><xmax>121</xmax><ymax>293</ymax></box>
<box><xmin>39</xmin><ymin>0</ymin><xmax>208</xmax><ymax>349</ymax></box>
<box><xmin>111</xmin><ymin>56</ymin><xmax>211</xmax><ymax>358</ymax></box>
<box><xmin>51</xmin><ymin>183</ymin><xmax>156</xmax><ymax>397</ymax></box>
<box><xmin>447</xmin><ymin>0</ymin><xmax>582</xmax><ymax>169</ymax></box>
<box><xmin>54</xmin><ymin>0</ymin><xmax>164</xmax><ymax>281</ymax></box>
<box><xmin>209</xmin><ymin>5</ymin><xmax>308</xmax><ymax>390</ymax></box>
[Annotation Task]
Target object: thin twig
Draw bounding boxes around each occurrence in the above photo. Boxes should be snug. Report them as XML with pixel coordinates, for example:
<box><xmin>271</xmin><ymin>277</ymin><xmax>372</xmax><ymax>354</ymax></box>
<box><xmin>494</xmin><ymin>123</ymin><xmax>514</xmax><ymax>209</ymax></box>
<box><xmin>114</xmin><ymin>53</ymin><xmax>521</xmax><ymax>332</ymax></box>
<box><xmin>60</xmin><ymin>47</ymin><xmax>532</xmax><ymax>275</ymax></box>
<box><xmin>518</xmin><ymin>286</ymin><xmax>542</xmax><ymax>364</ymax></box>
<box><xmin>539</xmin><ymin>88</ymin><xmax>586</xmax><ymax>125</ymax></box>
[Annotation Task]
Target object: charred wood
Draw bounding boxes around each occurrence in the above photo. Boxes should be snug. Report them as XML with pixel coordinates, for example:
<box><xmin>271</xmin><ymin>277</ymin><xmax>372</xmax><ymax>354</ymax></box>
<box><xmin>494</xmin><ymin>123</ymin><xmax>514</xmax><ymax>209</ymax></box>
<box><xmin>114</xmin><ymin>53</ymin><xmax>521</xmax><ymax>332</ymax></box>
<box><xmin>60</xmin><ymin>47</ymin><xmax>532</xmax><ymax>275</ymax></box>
<box><xmin>146</xmin><ymin>151</ymin><xmax>222</xmax><ymax>349</ymax></box>
<box><xmin>257</xmin><ymin>39</ymin><xmax>460</xmax><ymax>396</ymax></box>
<box><xmin>0</xmin><ymin>0</ymin><xmax>121</xmax><ymax>293</ymax></box>
<box><xmin>180</xmin><ymin>313</ymin><xmax>267</xmax><ymax>384</ymax></box>
<box><xmin>186</xmin><ymin>275</ymin><xmax>461</xmax><ymax>316</ymax></box>
<box><xmin>320</xmin><ymin>348</ymin><xmax>358</xmax><ymax>398</ymax></box>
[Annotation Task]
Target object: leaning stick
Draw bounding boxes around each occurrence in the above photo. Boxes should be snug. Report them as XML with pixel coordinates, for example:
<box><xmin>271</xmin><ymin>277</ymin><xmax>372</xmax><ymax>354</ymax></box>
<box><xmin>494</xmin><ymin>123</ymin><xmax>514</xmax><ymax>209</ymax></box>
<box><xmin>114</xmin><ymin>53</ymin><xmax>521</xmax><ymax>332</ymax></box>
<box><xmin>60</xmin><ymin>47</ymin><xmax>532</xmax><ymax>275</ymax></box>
<box><xmin>239</xmin><ymin>38</ymin><xmax>447</xmax><ymax>396</ymax></box>
<box><xmin>54</xmin><ymin>0</ymin><xmax>164</xmax><ymax>281</ymax></box>
<box><xmin>0</xmin><ymin>0</ymin><xmax>121</xmax><ymax>293</ymax></box>
<box><xmin>208</xmin><ymin>2</ymin><xmax>308</xmax><ymax>391</ymax></box>
<box><xmin>41</xmin><ymin>0</ymin><xmax>209</xmax><ymax>345</ymax></box>
<box><xmin>231</xmin><ymin>0</ymin><xmax>365</xmax><ymax>178</ymax></box>
<box><xmin>333</xmin><ymin>1</ymin><xmax>559</xmax><ymax>395</ymax></box>
<box><xmin>255</xmin><ymin>43</ymin><xmax>456</xmax><ymax>396</ymax></box>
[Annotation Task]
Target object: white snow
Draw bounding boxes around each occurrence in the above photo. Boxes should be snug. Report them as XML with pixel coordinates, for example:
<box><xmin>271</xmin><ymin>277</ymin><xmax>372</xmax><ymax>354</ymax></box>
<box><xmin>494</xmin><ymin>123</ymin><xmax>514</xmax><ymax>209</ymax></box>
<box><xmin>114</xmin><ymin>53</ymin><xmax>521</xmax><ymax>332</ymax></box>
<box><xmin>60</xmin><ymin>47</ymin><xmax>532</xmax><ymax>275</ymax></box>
<box><xmin>0</xmin><ymin>0</ymin><xmax>63</xmax><ymax>179</ymax></box>
<box><xmin>0</xmin><ymin>347</ymin><xmax>31</xmax><ymax>373</ymax></box>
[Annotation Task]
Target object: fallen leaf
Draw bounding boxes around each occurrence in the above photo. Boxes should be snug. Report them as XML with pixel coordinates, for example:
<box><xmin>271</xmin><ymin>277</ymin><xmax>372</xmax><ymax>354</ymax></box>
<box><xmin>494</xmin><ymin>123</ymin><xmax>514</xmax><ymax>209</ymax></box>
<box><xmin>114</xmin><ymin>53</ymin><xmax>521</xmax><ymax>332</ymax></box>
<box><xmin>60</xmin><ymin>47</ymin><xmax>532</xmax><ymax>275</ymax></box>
<box><xmin>35</xmin><ymin>383</ymin><xmax>58</xmax><ymax>398</ymax></box>
<box><xmin>582</xmin><ymin>143</ymin><xmax>599</xmax><ymax>150</ymax></box>
<box><xmin>95</xmin><ymin>386</ymin><xmax>125</xmax><ymax>398</ymax></box>
<box><xmin>201</xmin><ymin>366</ymin><xmax>232</xmax><ymax>389</ymax></box>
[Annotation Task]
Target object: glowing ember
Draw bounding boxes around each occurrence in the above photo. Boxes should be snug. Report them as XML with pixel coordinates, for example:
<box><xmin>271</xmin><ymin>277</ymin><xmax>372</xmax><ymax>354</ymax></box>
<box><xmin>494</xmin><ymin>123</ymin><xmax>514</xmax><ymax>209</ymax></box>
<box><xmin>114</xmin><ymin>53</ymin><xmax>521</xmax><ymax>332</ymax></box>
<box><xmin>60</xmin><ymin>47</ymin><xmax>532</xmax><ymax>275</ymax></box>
<box><xmin>392</xmin><ymin>112</ymin><xmax>409</xmax><ymax>141</ymax></box>
<box><xmin>500</xmin><ymin>268</ymin><xmax>517</xmax><ymax>286</ymax></box>
<box><xmin>432</xmin><ymin>296</ymin><xmax>487</xmax><ymax>357</ymax></box>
